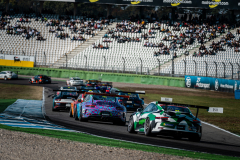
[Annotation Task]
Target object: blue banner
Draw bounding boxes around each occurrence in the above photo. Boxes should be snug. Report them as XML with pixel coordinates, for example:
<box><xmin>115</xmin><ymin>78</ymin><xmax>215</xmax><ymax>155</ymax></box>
<box><xmin>185</xmin><ymin>76</ymin><xmax>240</xmax><ymax>93</ymax></box>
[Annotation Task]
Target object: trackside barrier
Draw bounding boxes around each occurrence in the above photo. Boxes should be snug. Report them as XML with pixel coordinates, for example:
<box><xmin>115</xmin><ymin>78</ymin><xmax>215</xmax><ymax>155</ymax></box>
<box><xmin>0</xmin><ymin>66</ymin><xmax>185</xmax><ymax>87</ymax></box>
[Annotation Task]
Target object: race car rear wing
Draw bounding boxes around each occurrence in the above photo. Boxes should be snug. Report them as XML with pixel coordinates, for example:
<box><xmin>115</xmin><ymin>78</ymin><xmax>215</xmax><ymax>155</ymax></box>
<box><xmin>115</xmin><ymin>91</ymin><xmax>145</xmax><ymax>94</ymax></box>
<box><xmin>53</xmin><ymin>89</ymin><xmax>79</xmax><ymax>92</ymax></box>
<box><xmin>85</xmin><ymin>92</ymin><xmax>130</xmax><ymax>98</ymax></box>
<box><xmin>157</xmin><ymin>101</ymin><xmax>216</xmax><ymax>119</ymax></box>
<box><xmin>97</xmin><ymin>82</ymin><xmax>112</xmax><ymax>85</ymax></box>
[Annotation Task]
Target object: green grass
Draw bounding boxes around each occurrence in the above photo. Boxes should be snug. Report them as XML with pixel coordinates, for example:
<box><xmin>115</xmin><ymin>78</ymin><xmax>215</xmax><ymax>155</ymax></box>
<box><xmin>0</xmin><ymin>123</ymin><xmax>238</xmax><ymax>160</ymax></box>
<box><xmin>141</xmin><ymin>93</ymin><xmax>240</xmax><ymax>135</ymax></box>
<box><xmin>0</xmin><ymin>84</ymin><xmax>43</xmax><ymax>100</ymax></box>
<box><xmin>0</xmin><ymin>99</ymin><xmax>17</xmax><ymax>113</ymax></box>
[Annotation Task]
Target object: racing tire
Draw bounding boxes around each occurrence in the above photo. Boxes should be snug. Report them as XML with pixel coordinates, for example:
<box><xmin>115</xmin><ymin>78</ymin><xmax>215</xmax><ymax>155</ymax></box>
<box><xmin>189</xmin><ymin>127</ymin><xmax>202</xmax><ymax>142</ymax></box>
<box><xmin>79</xmin><ymin>107</ymin><xmax>88</xmax><ymax>122</ymax></box>
<box><xmin>173</xmin><ymin>134</ymin><xmax>182</xmax><ymax>140</ymax></box>
<box><xmin>127</xmin><ymin>116</ymin><xmax>136</xmax><ymax>133</ymax></box>
<box><xmin>52</xmin><ymin>108</ymin><xmax>57</xmax><ymax>112</ymax></box>
<box><xmin>74</xmin><ymin>107</ymin><xmax>78</xmax><ymax>120</ymax></box>
<box><xmin>69</xmin><ymin>107</ymin><xmax>73</xmax><ymax>117</ymax></box>
<box><xmin>144</xmin><ymin>118</ymin><xmax>152</xmax><ymax>136</ymax></box>
<box><xmin>188</xmin><ymin>134</ymin><xmax>201</xmax><ymax>142</ymax></box>
<box><xmin>29</xmin><ymin>80</ymin><xmax>32</xmax><ymax>84</ymax></box>
<box><xmin>113</xmin><ymin>119</ymin><xmax>126</xmax><ymax>126</ymax></box>
<box><xmin>4</xmin><ymin>76</ymin><xmax>7</xmax><ymax>81</ymax></box>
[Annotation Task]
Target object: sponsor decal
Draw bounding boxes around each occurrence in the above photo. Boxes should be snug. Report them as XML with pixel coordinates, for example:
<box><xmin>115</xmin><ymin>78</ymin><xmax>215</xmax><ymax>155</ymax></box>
<box><xmin>122</xmin><ymin>0</ymin><xmax>153</xmax><ymax>4</ymax></box>
<box><xmin>235</xmin><ymin>81</ymin><xmax>238</xmax><ymax>91</ymax></box>
<box><xmin>220</xmin><ymin>84</ymin><xmax>233</xmax><ymax>89</ymax></box>
<box><xmin>14</xmin><ymin>56</ymin><xmax>20</xmax><ymax>61</ymax></box>
<box><xmin>185</xmin><ymin>77</ymin><xmax>191</xmax><ymax>88</ymax></box>
<box><xmin>162</xmin><ymin>0</ymin><xmax>192</xmax><ymax>6</ymax></box>
<box><xmin>215</xmin><ymin>79</ymin><xmax>219</xmax><ymax>91</ymax></box>
<box><xmin>195</xmin><ymin>77</ymin><xmax>210</xmax><ymax>89</ymax></box>
<box><xmin>89</xmin><ymin>0</ymin><xmax>98</xmax><ymax>2</ymax></box>
<box><xmin>164</xmin><ymin>123</ymin><xmax>174</xmax><ymax>127</ymax></box>
<box><xmin>201</xmin><ymin>0</ymin><xmax>229</xmax><ymax>9</ymax></box>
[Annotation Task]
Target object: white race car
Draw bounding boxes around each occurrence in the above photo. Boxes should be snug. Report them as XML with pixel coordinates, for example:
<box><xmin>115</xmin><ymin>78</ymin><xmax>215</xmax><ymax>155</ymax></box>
<box><xmin>66</xmin><ymin>77</ymin><xmax>83</xmax><ymax>86</ymax></box>
<box><xmin>0</xmin><ymin>71</ymin><xmax>18</xmax><ymax>80</ymax></box>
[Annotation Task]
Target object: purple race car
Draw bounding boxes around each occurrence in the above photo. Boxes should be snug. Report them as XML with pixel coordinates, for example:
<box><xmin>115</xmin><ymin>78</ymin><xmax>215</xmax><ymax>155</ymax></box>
<box><xmin>75</xmin><ymin>92</ymin><xmax>129</xmax><ymax>125</ymax></box>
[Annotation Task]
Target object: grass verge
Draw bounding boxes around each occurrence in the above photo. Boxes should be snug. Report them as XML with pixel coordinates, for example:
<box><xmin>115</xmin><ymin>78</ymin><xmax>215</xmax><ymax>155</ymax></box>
<box><xmin>0</xmin><ymin>124</ymin><xmax>238</xmax><ymax>160</ymax></box>
<box><xmin>0</xmin><ymin>83</ymin><xmax>43</xmax><ymax>100</ymax></box>
<box><xmin>0</xmin><ymin>99</ymin><xmax>17</xmax><ymax>113</ymax></box>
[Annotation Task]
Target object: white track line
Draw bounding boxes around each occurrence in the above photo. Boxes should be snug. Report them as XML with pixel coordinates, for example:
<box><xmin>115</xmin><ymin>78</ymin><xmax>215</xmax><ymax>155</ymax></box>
<box><xmin>42</xmin><ymin>87</ymin><xmax>46</xmax><ymax>118</ymax></box>
<box><xmin>202</xmin><ymin>121</ymin><xmax>240</xmax><ymax>138</ymax></box>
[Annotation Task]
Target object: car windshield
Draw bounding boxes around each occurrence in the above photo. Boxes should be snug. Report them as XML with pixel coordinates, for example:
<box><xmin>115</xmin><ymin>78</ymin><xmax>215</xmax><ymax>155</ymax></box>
<box><xmin>61</xmin><ymin>91</ymin><xmax>78</xmax><ymax>96</ymax></box>
<box><xmin>84</xmin><ymin>90</ymin><xmax>100</xmax><ymax>93</ymax></box>
<box><xmin>119</xmin><ymin>92</ymin><xmax>139</xmax><ymax>100</ymax></box>
<box><xmin>73</xmin><ymin>77</ymin><xmax>81</xmax><ymax>80</ymax></box>
<box><xmin>62</xmin><ymin>86</ymin><xmax>76</xmax><ymax>90</ymax></box>
<box><xmin>93</xmin><ymin>95</ymin><xmax>115</xmax><ymax>102</ymax></box>
<box><xmin>81</xmin><ymin>86</ymin><xmax>95</xmax><ymax>90</ymax></box>
<box><xmin>167</xmin><ymin>106</ymin><xmax>190</xmax><ymax>113</ymax></box>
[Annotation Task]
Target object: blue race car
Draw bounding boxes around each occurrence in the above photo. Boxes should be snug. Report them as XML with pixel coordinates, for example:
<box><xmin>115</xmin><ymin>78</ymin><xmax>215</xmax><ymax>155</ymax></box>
<box><xmin>116</xmin><ymin>91</ymin><xmax>145</xmax><ymax>111</ymax></box>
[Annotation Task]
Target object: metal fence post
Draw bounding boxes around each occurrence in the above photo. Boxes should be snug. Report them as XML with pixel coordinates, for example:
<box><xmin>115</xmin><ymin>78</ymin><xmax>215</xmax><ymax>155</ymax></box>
<box><xmin>65</xmin><ymin>53</ymin><xmax>67</xmax><ymax>69</ymax></box>
<box><xmin>157</xmin><ymin>59</ymin><xmax>161</xmax><ymax>76</ymax></box>
<box><xmin>172</xmin><ymin>57</ymin><xmax>174</xmax><ymax>75</ymax></box>
<box><xmin>193</xmin><ymin>60</ymin><xmax>197</xmax><ymax>76</ymax></box>
<box><xmin>222</xmin><ymin>62</ymin><xmax>226</xmax><ymax>78</ymax></box>
<box><xmin>237</xmin><ymin>63</ymin><xmax>240</xmax><ymax>80</ymax></box>
<box><xmin>229</xmin><ymin>62</ymin><xmax>233</xmax><ymax>79</ymax></box>
<box><xmin>214</xmin><ymin>61</ymin><xmax>217</xmax><ymax>78</ymax></box>
<box><xmin>183</xmin><ymin>60</ymin><xmax>186</xmax><ymax>75</ymax></box>
<box><xmin>84</xmin><ymin>55</ymin><xmax>87</xmax><ymax>70</ymax></box>
<box><xmin>122</xmin><ymin>57</ymin><xmax>125</xmax><ymax>73</ymax></box>
<box><xmin>204</xmin><ymin>61</ymin><xmax>207</xmax><ymax>77</ymax></box>
<box><xmin>139</xmin><ymin>58</ymin><xmax>142</xmax><ymax>75</ymax></box>
<box><xmin>44</xmin><ymin>52</ymin><xmax>46</xmax><ymax>67</ymax></box>
<box><xmin>103</xmin><ymin>56</ymin><xmax>106</xmax><ymax>72</ymax></box>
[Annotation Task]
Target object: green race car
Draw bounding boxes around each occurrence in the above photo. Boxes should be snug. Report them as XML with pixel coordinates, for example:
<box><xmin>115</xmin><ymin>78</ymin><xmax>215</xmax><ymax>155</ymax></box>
<box><xmin>127</xmin><ymin>101</ymin><xmax>203</xmax><ymax>141</ymax></box>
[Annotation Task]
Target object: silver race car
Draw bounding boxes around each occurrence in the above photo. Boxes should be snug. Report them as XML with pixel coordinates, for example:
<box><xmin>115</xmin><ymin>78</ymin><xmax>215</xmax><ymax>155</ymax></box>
<box><xmin>66</xmin><ymin>77</ymin><xmax>83</xmax><ymax>86</ymax></box>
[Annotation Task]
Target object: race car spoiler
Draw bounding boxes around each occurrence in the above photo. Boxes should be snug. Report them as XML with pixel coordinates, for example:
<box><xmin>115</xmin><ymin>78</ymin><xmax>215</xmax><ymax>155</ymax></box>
<box><xmin>85</xmin><ymin>92</ymin><xmax>130</xmax><ymax>98</ymax></box>
<box><xmin>158</xmin><ymin>101</ymin><xmax>209</xmax><ymax>119</ymax></box>
<box><xmin>115</xmin><ymin>91</ymin><xmax>145</xmax><ymax>94</ymax></box>
<box><xmin>53</xmin><ymin>89</ymin><xmax>79</xmax><ymax>92</ymax></box>
<box><xmin>97</xmin><ymin>82</ymin><xmax>112</xmax><ymax>87</ymax></box>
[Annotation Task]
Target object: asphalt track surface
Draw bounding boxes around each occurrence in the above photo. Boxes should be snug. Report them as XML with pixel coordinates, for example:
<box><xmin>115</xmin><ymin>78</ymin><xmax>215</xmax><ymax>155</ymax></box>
<box><xmin>1</xmin><ymin>78</ymin><xmax>240</xmax><ymax>157</ymax></box>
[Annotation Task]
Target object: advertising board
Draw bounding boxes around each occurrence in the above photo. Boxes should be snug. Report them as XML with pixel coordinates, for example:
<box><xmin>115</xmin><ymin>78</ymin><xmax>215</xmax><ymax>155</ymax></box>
<box><xmin>185</xmin><ymin>75</ymin><xmax>240</xmax><ymax>93</ymax></box>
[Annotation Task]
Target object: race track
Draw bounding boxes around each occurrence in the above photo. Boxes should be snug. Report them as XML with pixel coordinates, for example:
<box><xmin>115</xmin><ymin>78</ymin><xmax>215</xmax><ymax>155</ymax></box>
<box><xmin>1</xmin><ymin>78</ymin><xmax>240</xmax><ymax>157</ymax></box>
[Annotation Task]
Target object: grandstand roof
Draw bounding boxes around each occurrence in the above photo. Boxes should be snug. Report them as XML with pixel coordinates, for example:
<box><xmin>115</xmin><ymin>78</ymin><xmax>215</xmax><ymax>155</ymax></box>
<box><xmin>35</xmin><ymin>0</ymin><xmax>240</xmax><ymax>10</ymax></box>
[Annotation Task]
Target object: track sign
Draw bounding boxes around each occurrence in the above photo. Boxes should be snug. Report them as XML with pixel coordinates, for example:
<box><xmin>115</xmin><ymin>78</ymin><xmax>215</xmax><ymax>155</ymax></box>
<box><xmin>161</xmin><ymin>97</ymin><xmax>173</xmax><ymax>102</ymax></box>
<box><xmin>135</xmin><ymin>91</ymin><xmax>145</xmax><ymax>94</ymax></box>
<box><xmin>208</xmin><ymin>107</ymin><xmax>223</xmax><ymax>113</ymax></box>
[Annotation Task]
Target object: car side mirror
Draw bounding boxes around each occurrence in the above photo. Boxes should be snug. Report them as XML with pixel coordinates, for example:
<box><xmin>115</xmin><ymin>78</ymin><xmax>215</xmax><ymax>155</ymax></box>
<box><xmin>141</xmin><ymin>98</ymin><xmax>144</xmax><ymax>100</ymax></box>
<box><xmin>137</xmin><ymin>108</ymin><xmax>143</xmax><ymax>112</ymax></box>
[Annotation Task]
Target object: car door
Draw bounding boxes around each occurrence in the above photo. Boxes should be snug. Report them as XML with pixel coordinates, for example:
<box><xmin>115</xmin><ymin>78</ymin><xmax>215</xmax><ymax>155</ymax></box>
<box><xmin>0</xmin><ymin>72</ymin><xmax>3</xmax><ymax>79</ymax></box>
<box><xmin>136</xmin><ymin>103</ymin><xmax>154</xmax><ymax>131</ymax></box>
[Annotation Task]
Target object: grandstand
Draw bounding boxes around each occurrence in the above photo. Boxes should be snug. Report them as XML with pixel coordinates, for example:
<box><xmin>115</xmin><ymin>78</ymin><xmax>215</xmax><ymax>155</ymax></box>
<box><xmin>0</xmin><ymin>12</ymin><xmax>240</xmax><ymax>79</ymax></box>
<box><xmin>0</xmin><ymin>14</ymin><xmax>113</xmax><ymax>67</ymax></box>
<box><xmin>161</xmin><ymin>28</ymin><xmax>240</xmax><ymax>79</ymax></box>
